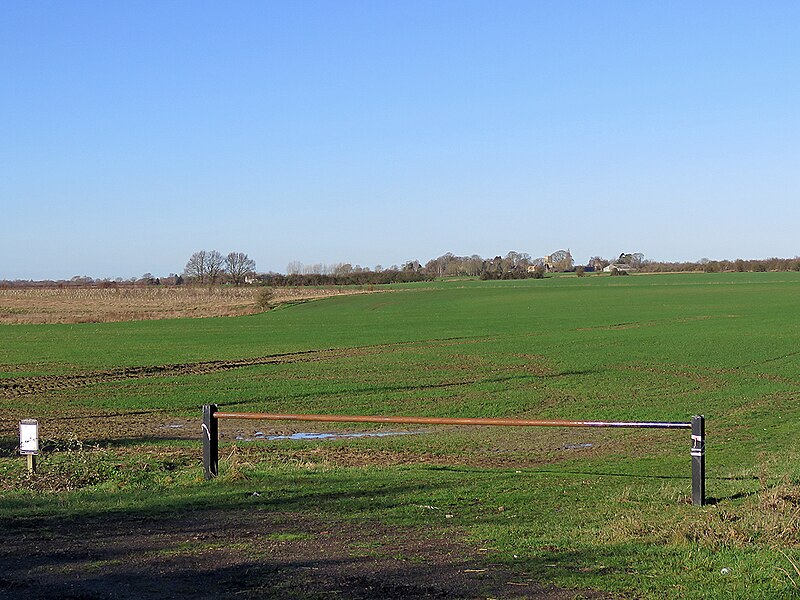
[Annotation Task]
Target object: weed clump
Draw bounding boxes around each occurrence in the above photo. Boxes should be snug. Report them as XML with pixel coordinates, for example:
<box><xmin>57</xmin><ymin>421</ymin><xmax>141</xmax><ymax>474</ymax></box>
<box><xmin>601</xmin><ymin>479</ymin><xmax>800</xmax><ymax>550</ymax></box>
<box><xmin>6</xmin><ymin>437</ymin><xmax>115</xmax><ymax>492</ymax></box>
<box><xmin>1</xmin><ymin>436</ymin><xmax>196</xmax><ymax>493</ymax></box>
<box><xmin>256</xmin><ymin>287</ymin><xmax>275</xmax><ymax>311</ymax></box>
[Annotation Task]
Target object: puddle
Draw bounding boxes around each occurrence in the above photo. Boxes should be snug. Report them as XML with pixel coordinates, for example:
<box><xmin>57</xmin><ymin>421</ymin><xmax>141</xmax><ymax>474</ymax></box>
<box><xmin>563</xmin><ymin>443</ymin><xmax>593</xmax><ymax>450</ymax></box>
<box><xmin>235</xmin><ymin>430</ymin><xmax>424</xmax><ymax>442</ymax></box>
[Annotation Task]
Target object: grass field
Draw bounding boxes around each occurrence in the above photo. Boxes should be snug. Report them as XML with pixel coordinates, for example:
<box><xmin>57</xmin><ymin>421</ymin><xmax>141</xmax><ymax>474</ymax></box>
<box><xmin>1</xmin><ymin>273</ymin><xmax>799</xmax><ymax>598</ymax></box>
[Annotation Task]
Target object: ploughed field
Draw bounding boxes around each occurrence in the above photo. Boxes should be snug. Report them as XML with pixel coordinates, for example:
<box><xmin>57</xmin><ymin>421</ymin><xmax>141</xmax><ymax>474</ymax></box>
<box><xmin>0</xmin><ymin>284</ymin><xmax>372</xmax><ymax>324</ymax></box>
<box><xmin>0</xmin><ymin>273</ymin><xmax>798</xmax><ymax>599</ymax></box>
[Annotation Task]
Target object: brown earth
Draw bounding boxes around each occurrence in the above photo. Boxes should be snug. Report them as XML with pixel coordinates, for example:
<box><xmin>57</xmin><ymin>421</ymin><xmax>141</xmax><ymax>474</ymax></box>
<box><xmin>0</xmin><ymin>286</ymin><xmax>377</xmax><ymax>325</ymax></box>
<box><xmin>0</xmin><ymin>507</ymin><xmax>615</xmax><ymax>600</ymax></box>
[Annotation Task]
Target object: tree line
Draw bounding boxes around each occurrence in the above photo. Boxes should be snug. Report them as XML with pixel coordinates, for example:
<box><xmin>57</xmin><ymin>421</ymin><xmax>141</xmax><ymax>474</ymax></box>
<box><xmin>248</xmin><ymin>250</ymin><xmax>800</xmax><ymax>285</ymax></box>
<box><xmin>279</xmin><ymin>252</ymin><xmax>545</xmax><ymax>284</ymax></box>
<box><xmin>4</xmin><ymin>251</ymin><xmax>800</xmax><ymax>290</ymax></box>
<box><xmin>183</xmin><ymin>250</ymin><xmax>256</xmax><ymax>285</ymax></box>
<box><xmin>259</xmin><ymin>270</ymin><xmax>434</xmax><ymax>286</ymax></box>
<box><xmin>638</xmin><ymin>256</ymin><xmax>800</xmax><ymax>273</ymax></box>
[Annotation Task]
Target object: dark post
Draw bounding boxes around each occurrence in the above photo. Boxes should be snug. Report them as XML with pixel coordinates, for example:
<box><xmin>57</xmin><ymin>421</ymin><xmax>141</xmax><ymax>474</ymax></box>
<box><xmin>202</xmin><ymin>404</ymin><xmax>219</xmax><ymax>480</ymax></box>
<box><xmin>691</xmin><ymin>415</ymin><xmax>705</xmax><ymax>506</ymax></box>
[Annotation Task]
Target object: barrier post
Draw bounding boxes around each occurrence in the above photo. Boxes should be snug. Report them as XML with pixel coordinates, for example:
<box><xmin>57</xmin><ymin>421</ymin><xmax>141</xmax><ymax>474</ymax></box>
<box><xmin>691</xmin><ymin>415</ymin><xmax>705</xmax><ymax>506</ymax></box>
<box><xmin>202</xmin><ymin>404</ymin><xmax>219</xmax><ymax>479</ymax></box>
<box><xmin>203</xmin><ymin>408</ymin><xmax>703</xmax><ymax>505</ymax></box>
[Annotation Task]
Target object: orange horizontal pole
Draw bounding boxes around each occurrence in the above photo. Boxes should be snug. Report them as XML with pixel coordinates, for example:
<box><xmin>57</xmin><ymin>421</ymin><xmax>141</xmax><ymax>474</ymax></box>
<box><xmin>212</xmin><ymin>411</ymin><xmax>691</xmax><ymax>429</ymax></box>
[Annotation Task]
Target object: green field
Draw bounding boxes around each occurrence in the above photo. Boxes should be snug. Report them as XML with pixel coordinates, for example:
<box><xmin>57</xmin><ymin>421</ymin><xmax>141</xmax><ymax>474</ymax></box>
<box><xmin>1</xmin><ymin>272</ymin><xmax>799</xmax><ymax>598</ymax></box>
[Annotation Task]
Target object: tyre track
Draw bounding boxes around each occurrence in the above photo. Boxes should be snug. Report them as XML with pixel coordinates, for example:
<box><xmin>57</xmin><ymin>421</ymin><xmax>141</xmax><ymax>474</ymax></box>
<box><xmin>0</xmin><ymin>336</ymin><xmax>492</xmax><ymax>399</ymax></box>
<box><xmin>0</xmin><ymin>347</ymin><xmax>367</xmax><ymax>399</ymax></box>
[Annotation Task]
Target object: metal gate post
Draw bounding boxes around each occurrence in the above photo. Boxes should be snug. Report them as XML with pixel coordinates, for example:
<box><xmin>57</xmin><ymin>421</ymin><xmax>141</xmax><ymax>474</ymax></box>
<box><xmin>691</xmin><ymin>415</ymin><xmax>705</xmax><ymax>506</ymax></box>
<box><xmin>202</xmin><ymin>404</ymin><xmax>219</xmax><ymax>479</ymax></box>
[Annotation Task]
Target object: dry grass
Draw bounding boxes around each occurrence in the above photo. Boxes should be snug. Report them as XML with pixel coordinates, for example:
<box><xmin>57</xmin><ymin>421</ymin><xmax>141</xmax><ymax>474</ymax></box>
<box><xmin>601</xmin><ymin>479</ymin><xmax>800</xmax><ymax>550</ymax></box>
<box><xmin>0</xmin><ymin>286</ymin><xmax>376</xmax><ymax>324</ymax></box>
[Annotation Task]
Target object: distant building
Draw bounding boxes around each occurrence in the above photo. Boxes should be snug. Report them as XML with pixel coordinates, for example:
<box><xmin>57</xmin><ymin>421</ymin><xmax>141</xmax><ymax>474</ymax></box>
<box><xmin>603</xmin><ymin>263</ymin><xmax>635</xmax><ymax>273</ymax></box>
<box><xmin>541</xmin><ymin>250</ymin><xmax>573</xmax><ymax>272</ymax></box>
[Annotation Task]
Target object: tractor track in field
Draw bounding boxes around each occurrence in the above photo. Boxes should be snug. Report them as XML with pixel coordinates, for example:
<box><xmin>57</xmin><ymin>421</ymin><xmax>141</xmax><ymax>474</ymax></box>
<box><xmin>0</xmin><ymin>348</ymin><xmax>370</xmax><ymax>399</ymax></box>
<box><xmin>0</xmin><ymin>337</ymin><xmax>493</xmax><ymax>400</ymax></box>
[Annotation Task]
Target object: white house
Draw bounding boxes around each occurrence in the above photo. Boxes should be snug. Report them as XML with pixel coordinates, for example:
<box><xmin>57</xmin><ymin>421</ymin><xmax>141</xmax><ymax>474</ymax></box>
<box><xmin>603</xmin><ymin>263</ymin><xmax>635</xmax><ymax>273</ymax></box>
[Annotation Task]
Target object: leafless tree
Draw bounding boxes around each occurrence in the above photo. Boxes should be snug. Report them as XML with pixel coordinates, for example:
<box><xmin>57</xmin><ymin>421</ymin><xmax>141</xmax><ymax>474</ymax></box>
<box><xmin>505</xmin><ymin>251</ymin><xmax>531</xmax><ymax>269</ymax></box>
<box><xmin>549</xmin><ymin>249</ymin><xmax>574</xmax><ymax>272</ymax></box>
<box><xmin>206</xmin><ymin>250</ymin><xmax>225</xmax><ymax>284</ymax></box>
<box><xmin>334</xmin><ymin>263</ymin><xmax>353</xmax><ymax>275</ymax></box>
<box><xmin>303</xmin><ymin>263</ymin><xmax>323</xmax><ymax>275</ymax></box>
<box><xmin>589</xmin><ymin>256</ymin><xmax>609</xmax><ymax>271</ymax></box>
<box><xmin>184</xmin><ymin>251</ymin><xmax>208</xmax><ymax>283</ymax></box>
<box><xmin>225</xmin><ymin>252</ymin><xmax>256</xmax><ymax>286</ymax></box>
<box><xmin>618</xmin><ymin>252</ymin><xmax>645</xmax><ymax>269</ymax></box>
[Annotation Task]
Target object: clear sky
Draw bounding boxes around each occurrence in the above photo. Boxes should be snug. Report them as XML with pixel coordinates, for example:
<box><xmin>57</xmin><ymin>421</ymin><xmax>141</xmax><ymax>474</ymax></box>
<box><xmin>2</xmin><ymin>1</ymin><xmax>799</xmax><ymax>280</ymax></box>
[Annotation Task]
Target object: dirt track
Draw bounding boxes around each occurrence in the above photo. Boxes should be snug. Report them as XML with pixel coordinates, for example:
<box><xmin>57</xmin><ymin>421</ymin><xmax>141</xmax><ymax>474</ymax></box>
<box><xmin>0</xmin><ymin>507</ymin><xmax>614</xmax><ymax>599</ymax></box>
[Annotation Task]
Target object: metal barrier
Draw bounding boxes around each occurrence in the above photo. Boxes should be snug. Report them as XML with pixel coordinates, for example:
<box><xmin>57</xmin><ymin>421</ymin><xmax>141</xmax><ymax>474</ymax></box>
<box><xmin>201</xmin><ymin>404</ymin><xmax>706</xmax><ymax>505</ymax></box>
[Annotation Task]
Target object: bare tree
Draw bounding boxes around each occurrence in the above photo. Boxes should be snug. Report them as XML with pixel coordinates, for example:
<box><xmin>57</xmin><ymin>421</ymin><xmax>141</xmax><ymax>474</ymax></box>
<box><xmin>206</xmin><ymin>250</ymin><xmax>225</xmax><ymax>284</ymax></box>
<box><xmin>618</xmin><ymin>252</ymin><xmax>645</xmax><ymax>269</ymax></box>
<box><xmin>225</xmin><ymin>252</ymin><xmax>256</xmax><ymax>286</ymax></box>
<box><xmin>334</xmin><ymin>263</ymin><xmax>353</xmax><ymax>275</ymax></box>
<box><xmin>466</xmin><ymin>255</ymin><xmax>483</xmax><ymax>276</ymax></box>
<box><xmin>505</xmin><ymin>251</ymin><xmax>531</xmax><ymax>269</ymax></box>
<box><xmin>549</xmin><ymin>249</ymin><xmax>574</xmax><ymax>272</ymax></box>
<box><xmin>184</xmin><ymin>251</ymin><xmax>208</xmax><ymax>283</ymax></box>
<box><xmin>303</xmin><ymin>263</ymin><xmax>321</xmax><ymax>275</ymax></box>
<box><xmin>589</xmin><ymin>256</ymin><xmax>609</xmax><ymax>271</ymax></box>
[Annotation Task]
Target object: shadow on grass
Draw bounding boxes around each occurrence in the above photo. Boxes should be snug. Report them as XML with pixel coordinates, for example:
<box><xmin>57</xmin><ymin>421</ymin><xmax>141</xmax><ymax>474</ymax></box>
<box><xmin>0</xmin><ymin>437</ymin><xmax>18</xmax><ymax>457</ymax></box>
<box><xmin>46</xmin><ymin>398</ymin><xmax>259</xmax><ymax>421</ymax></box>
<box><xmin>229</xmin><ymin>370</ymin><xmax>599</xmax><ymax>407</ymax></box>
<box><xmin>519</xmin><ymin>468</ymin><xmax>760</xmax><ymax>483</ymax></box>
<box><xmin>66</xmin><ymin>436</ymin><xmax>200</xmax><ymax>449</ymax></box>
<box><xmin>704</xmin><ymin>488</ymin><xmax>761</xmax><ymax>505</ymax></box>
<box><xmin>423</xmin><ymin>465</ymin><xmax>693</xmax><ymax>481</ymax></box>
<box><xmin>39</xmin><ymin>408</ymin><xmax>169</xmax><ymax>423</ymax></box>
<box><xmin>0</xmin><ymin>477</ymin><xmax>612</xmax><ymax>600</ymax></box>
<box><xmin>0</xmin><ymin>550</ymin><xmax>612</xmax><ymax>600</ymax></box>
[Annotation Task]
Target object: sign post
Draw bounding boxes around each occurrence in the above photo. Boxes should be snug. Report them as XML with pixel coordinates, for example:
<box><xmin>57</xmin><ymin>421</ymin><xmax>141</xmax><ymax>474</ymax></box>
<box><xmin>691</xmin><ymin>415</ymin><xmax>705</xmax><ymax>506</ymax></box>
<box><xmin>202</xmin><ymin>405</ymin><xmax>218</xmax><ymax>480</ymax></box>
<box><xmin>19</xmin><ymin>419</ymin><xmax>39</xmax><ymax>474</ymax></box>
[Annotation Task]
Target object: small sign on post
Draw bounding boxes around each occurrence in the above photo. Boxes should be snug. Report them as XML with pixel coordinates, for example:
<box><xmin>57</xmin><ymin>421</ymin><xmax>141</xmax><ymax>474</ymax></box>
<box><xmin>691</xmin><ymin>415</ymin><xmax>705</xmax><ymax>506</ymax></box>
<box><xmin>19</xmin><ymin>419</ymin><xmax>39</xmax><ymax>474</ymax></box>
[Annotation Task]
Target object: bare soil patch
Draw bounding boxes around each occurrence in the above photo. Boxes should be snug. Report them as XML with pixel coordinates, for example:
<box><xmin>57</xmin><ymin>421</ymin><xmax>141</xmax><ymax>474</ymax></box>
<box><xmin>0</xmin><ymin>507</ymin><xmax>614</xmax><ymax>599</ymax></box>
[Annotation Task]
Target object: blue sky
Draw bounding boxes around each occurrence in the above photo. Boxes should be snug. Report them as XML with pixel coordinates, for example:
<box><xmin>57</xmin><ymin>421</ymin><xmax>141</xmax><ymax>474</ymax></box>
<box><xmin>2</xmin><ymin>1</ymin><xmax>799</xmax><ymax>279</ymax></box>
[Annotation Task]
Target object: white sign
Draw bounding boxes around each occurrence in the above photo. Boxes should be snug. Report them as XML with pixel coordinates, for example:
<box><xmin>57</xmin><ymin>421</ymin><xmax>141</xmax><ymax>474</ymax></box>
<box><xmin>19</xmin><ymin>419</ymin><xmax>39</xmax><ymax>455</ymax></box>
